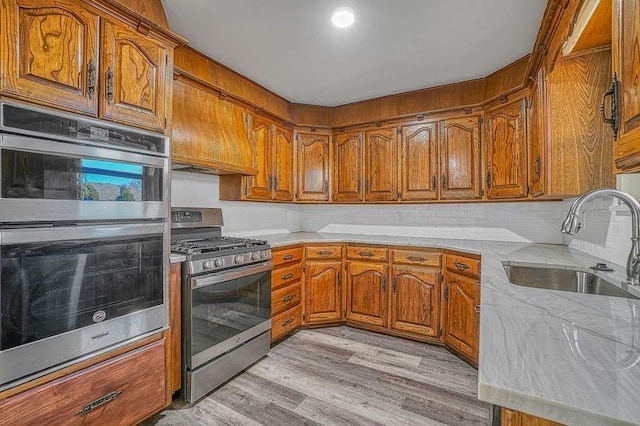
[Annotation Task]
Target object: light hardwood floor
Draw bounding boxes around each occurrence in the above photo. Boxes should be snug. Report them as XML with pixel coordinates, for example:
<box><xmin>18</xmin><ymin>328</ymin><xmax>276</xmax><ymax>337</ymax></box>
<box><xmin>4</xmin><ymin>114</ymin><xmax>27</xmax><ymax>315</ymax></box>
<box><xmin>145</xmin><ymin>326</ymin><xmax>489</xmax><ymax>425</ymax></box>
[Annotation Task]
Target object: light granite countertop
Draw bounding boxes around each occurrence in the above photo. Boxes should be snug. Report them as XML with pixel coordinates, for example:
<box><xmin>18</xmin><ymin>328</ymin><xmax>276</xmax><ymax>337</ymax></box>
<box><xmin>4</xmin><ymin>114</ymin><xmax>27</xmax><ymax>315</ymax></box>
<box><xmin>252</xmin><ymin>231</ymin><xmax>640</xmax><ymax>425</ymax></box>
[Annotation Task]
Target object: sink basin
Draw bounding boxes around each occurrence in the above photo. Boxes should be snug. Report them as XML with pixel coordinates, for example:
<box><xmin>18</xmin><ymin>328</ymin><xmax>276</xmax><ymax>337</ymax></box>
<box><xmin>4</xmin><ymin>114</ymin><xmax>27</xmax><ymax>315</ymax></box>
<box><xmin>503</xmin><ymin>264</ymin><xmax>639</xmax><ymax>299</ymax></box>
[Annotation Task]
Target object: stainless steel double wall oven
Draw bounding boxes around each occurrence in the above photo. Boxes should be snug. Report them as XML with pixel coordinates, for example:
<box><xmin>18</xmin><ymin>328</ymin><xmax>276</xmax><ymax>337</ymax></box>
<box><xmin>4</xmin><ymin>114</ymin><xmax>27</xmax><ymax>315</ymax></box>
<box><xmin>0</xmin><ymin>101</ymin><xmax>170</xmax><ymax>389</ymax></box>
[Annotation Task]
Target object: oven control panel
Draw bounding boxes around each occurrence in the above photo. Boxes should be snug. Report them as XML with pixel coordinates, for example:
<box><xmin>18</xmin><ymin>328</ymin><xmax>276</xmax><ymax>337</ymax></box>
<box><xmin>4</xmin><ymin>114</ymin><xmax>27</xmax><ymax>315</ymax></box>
<box><xmin>190</xmin><ymin>249</ymin><xmax>272</xmax><ymax>275</ymax></box>
<box><xmin>172</xmin><ymin>210</ymin><xmax>203</xmax><ymax>223</ymax></box>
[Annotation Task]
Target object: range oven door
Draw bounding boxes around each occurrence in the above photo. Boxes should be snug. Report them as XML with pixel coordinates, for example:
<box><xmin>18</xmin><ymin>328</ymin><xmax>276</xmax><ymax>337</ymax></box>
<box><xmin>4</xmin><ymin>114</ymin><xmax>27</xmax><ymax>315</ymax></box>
<box><xmin>186</xmin><ymin>262</ymin><xmax>272</xmax><ymax>370</ymax></box>
<box><xmin>0</xmin><ymin>134</ymin><xmax>168</xmax><ymax>222</ymax></box>
<box><xmin>0</xmin><ymin>222</ymin><xmax>168</xmax><ymax>389</ymax></box>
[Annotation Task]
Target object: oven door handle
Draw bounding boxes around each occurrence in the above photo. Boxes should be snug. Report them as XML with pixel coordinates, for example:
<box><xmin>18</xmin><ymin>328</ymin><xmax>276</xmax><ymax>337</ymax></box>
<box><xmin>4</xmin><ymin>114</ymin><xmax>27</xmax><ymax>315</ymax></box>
<box><xmin>0</xmin><ymin>222</ymin><xmax>166</xmax><ymax>245</ymax></box>
<box><xmin>191</xmin><ymin>262</ymin><xmax>273</xmax><ymax>289</ymax></box>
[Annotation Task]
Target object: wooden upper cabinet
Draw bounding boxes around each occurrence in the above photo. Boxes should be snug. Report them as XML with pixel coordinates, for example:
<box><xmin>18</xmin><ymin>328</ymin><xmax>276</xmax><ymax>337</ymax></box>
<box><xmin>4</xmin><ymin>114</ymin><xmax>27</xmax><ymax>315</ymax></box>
<box><xmin>485</xmin><ymin>99</ymin><xmax>528</xmax><ymax>199</ymax></box>
<box><xmin>443</xmin><ymin>273</ymin><xmax>479</xmax><ymax>363</ymax></box>
<box><xmin>364</xmin><ymin>127</ymin><xmax>397</xmax><ymax>201</ymax></box>
<box><xmin>613</xmin><ymin>0</ymin><xmax>640</xmax><ymax>170</ymax></box>
<box><xmin>304</xmin><ymin>261</ymin><xmax>342</xmax><ymax>323</ymax></box>
<box><xmin>528</xmin><ymin>68</ymin><xmax>546</xmax><ymax>197</ymax></box>
<box><xmin>399</xmin><ymin>122</ymin><xmax>439</xmax><ymax>201</ymax></box>
<box><xmin>390</xmin><ymin>266</ymin><xmax>440</xmax><ymax>337</ymax></box>
<box><xmin>439</xmin><ymin>117</ymin><xmax>482</xmax><ymax>200</ymax></box>
<box><xmin>273</xmin><ymin>125</ymin><xmax>293</xmax><ymax>201</ymax></box>
<box><xmin>246</xmin><ymin>114</ymin><xmax>273</xmax><ymax>200</ymax></box>
<box><xmin>0</xmin><ymin>0</ymin><xmax>99</xmax><ymax>115</ymax></box>
<box><xmin>345</xmin><ymin>261</ymin><xmax>388</xmax><ymax>327</ymax></box>
<box><xmin>100</xmin><ymin>19</ymin><xmax>170</xmax><ymax>132</ymax></box>
<box><xmin>333</xmin><ymin>131</ymin><xmax>363</xmax><ymax>202</ymax></box>
<box><xmin>296</xmin><ymin>133</ymin><xmax>330</xmax><ymax>201</ymax></box>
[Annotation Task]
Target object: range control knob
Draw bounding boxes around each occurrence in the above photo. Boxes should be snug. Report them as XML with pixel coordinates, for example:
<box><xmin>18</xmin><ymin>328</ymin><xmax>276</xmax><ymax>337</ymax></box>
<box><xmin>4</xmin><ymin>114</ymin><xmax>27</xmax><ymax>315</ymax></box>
<box><xmin>234</xmin><ymin>255</ymin><xmax>244</xmax><ymax>264</ymax></box>
<box><xmin>251</xmin><ymin>252</ymin><xmax>259</xmax><ymax>261</ymax></box>
<box><xmin>214</xmin><ymin>258</ymin><xmax>225</xmax><ymax>268</ymax></box>
<box><xmin>203</xmin><ymin>260</ymin><xmax>215</xmax><ymax>270</ymax></box>
<box><xmin>260</xmin><ymin>250</ymin><xmax>268</xmax><ymax>259</ymax></box>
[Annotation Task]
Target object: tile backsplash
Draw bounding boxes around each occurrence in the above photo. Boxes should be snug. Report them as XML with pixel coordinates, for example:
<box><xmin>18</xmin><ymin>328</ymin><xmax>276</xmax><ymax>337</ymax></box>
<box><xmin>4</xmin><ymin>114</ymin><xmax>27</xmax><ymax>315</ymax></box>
<box><xmin>171</xmin><ymin>173</ymin><xmax>628</xmax><ymax>266</ymax></box>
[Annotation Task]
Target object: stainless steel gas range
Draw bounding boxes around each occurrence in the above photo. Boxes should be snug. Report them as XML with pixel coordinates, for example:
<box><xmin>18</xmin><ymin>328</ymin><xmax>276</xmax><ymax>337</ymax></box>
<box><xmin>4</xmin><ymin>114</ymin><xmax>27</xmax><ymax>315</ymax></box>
<box><xmin>171</xmin><ymin>208</ymin><xmax>272</xmax><ymax>402</ymax></box>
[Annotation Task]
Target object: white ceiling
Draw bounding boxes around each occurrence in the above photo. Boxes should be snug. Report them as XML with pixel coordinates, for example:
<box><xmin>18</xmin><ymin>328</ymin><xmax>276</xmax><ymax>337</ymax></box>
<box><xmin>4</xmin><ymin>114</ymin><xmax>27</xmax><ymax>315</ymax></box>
<box><xmin>162</xmin><ymin>0</ymin><xmax>547</xmax><ymax>106</ymax></box>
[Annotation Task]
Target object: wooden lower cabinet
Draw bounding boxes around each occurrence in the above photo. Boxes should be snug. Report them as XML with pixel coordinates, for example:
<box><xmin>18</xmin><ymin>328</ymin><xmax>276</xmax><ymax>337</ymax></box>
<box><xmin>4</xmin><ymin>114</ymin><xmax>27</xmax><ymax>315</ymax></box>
<box><xmin>167</xmin><ymin>263</ymin><xmax>182</xmax><ymax>395</ymax></box>
<box><xmin>271</xmin><ymin>305</ymin><xmax>302</xmax><ymax>342</ymax></box>
<box><xmin>443</xmin><ymin>271</ymin><xmax>480</xmax><ymax>364</ymax></box>
<box><xmin>271</xmin><ymin>246</ymin><xmax>303</xmax><ymax>342</ymax></box>
<box><xmin>502</xmin><ymin>407</ymin><xmax>564</xmax><ymax>426</ymax></box>
<box><xmin>345</xmin><ymin>261</ymin><xmax>388</xmax><ymax>327</ymax></box>
<box><xmin>0</xmin><ymin>339</ymin><xmax>167</xmax><ymax>426</ymax></box>
<box><xmin>390</xmin><ymin>266</ymin><xmax>441</xmax><ymax>337</ymax></box>
<box><xmin>304</xmin><ymin>261</ymin><xmax>343</xmax><ymax>323</ymax></box>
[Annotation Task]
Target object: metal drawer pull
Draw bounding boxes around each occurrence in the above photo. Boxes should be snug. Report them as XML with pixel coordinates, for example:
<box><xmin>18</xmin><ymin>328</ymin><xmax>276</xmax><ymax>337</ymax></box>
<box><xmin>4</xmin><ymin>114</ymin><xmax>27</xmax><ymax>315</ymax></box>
<box><xmin>358</xmin><ymin>251</ymin><xmax>374</xmax><ymax>257</ymax></box>
<box><xmin>87</xmin><ymin>59</ymin><xmax>96</xmax><ymax>100</ymax></box>
<box><xmin>105</xmin><ymin>67</ymin><xmax>114</xmax><ymax>105</ymax></box>
<box><xmin>282</xmin><ymin>254</ymin><xmax>295</xmax><ymax>261</ymax></box>
<box><xmin>76</xmin><ymin>390</ymin><xmax>122</xmax><ymax>415</ymax></box>
<box><xmin>281</xmin><ymin>318</ymin><xmax>294</xmax><ymax>327</ymax></box>
<box><xmin>407</xmin><ymin>256</ymin><xmax>426</xmax><ymax>262</ymax></box>
<box><xmin>282</xmin><ymin>273</ymin><xmax>294</xmax><ymax>280</ymax></box>
<box><xmin>282</xmin><ymin>294</ymin><xmax>295</xmax><ymax>303</ymax></box>
<box><xmin>316</xmin><ymin>250</ymin><xmax>333</xmax><ymax>256</ymax></box>
<box><xmin>454</xmin><ymin>261</ymin><xmax>470</xmax><ymax>271</ymax></box>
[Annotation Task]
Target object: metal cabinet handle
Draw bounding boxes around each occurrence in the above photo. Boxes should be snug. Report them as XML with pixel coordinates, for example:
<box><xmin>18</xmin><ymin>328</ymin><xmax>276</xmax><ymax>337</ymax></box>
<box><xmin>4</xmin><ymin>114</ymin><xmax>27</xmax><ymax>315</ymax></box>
<box><xmin>281</xmin><ymin>318</ymin><xmax>294</xmax><ymax>327</ymax></box>
<box><xmin>316</xmin><ymin>250</ymin><xmax>332</xmax><ymax>256</ymax></box>
<box><xmin>358</xmin><ymin>251</ymin><xmax>374</xmax><ymax>258</ymax></box>
<box><xmin>486</xmin><ymin>171</ymin><xmax>492</xmax><ymax>189</ymax></box>
<box><xmin>282</xmin><ymin>294</ymin><xmax>294</xmax><ymax>303</ymax></box>
<box><xmin>365</xmin><ymin>180</ymin><xmax>370</xmax><ymax>193</ymax></box>
<box><xmin>87</xmin><ymin>60</ymin><xmax>96</xmax><ymax>100</ymax></box>
<box><xmin>475</xmin><ymin>305</ymin><xmax>480</xmax><ymax>318</ymax></box>
<box><xmin>282</xmin><ymin>273</ymin><xmax>294</xmax><ymax>280</ymax></box>
<box><xmin>454</xmin><ymin>261</ymin><xmax>470</xmax><ymax>271</ymax></box>
<box><xmin>431</xmin><ymin>175</ymin><xmax>436</xmax><ymax>192</ymax></box>
<box><xmin>382</xmin><ymin>276</ymin><xmax>387</xmax><ymax>292</ymax></box>
<box><xmin>76</xmin><ymin>390</ymin><xmax>122</xmax><ymax>415</ymax></box>
<box><xmin>600</xmin><ymin>73</ymin><xmax>619</xmax><ymax>140</ymax></box>
<box><xmin>441</xmin><ymin>174</ymin><xmax>447</xmax><ymax>191</ymax></box>
<box><xmin>105</xmin><ymin>67</ymin><xmax>114</xmax><ymax>105</ymax></box>
<box><xmin>392</xmin><ymin>277</ymin><xmax>397</xmax><ymax>293</ymax></box>
<box><xmin>282</xmin><ymin>254</ymin><xmax>294</xmax><ymax>261</ymax></box>
<box><xmin>407</xmin><ymin>256</ymin><xmax>426</xmax><ymax>262</ymax></box>
<box><xmin>356</xmin><ymin>180</ymin><xmax>361</xmax><ymax>193</ymax></box>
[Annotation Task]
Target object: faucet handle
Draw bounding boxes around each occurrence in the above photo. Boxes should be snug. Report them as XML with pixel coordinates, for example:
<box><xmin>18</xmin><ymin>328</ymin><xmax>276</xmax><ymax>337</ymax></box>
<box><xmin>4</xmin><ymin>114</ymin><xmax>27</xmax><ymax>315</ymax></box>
<box><xmin>590</xmin><ymin>263</ymin><xmax>614</xmax><ymax>272</ymax></box>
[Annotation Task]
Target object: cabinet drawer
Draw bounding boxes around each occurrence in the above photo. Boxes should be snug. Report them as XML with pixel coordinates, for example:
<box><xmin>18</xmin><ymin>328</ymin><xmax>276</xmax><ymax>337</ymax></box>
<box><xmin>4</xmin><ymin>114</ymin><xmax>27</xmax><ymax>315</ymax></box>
<box><xmin>271</xmin><ymin>305</ymin><xmax>302</xmax><ymax>341</ymax></box>
<box><xmin>0</xmin><ymin>339</ymin><xmax>166</xmax><ymax>426</ymax></box>
<box><xmin>392</xmin><ymin>249</ymin><xmax>441</xmax><ymax>267</ymax></box>
<box><xmin>272</xmin><ymin>263</ymin><xmax>302</xmax><ymax>290</ymax></box>
<box><xmin>272</xmin><ymin>246</ymin><xmax>303</xmax><ymax>267</ymax></box>
<box><xmin>445</xmin><ymin>254</ymin><xmax>481</xmax><ymax>278</ymax></box>
<box><xmin>347</xmin><ymin>245</ymin><xmax>388</xmax><ymax>262</ymax></box>
<box><xmin>305</xmin><ymin>245</ymin><xmax>343</xmax><ymax>260</ymax></box>
<box><xmin>272</xmin><ymin>281</ymin><xmax>302</xmax><ymax>316</ymax></box>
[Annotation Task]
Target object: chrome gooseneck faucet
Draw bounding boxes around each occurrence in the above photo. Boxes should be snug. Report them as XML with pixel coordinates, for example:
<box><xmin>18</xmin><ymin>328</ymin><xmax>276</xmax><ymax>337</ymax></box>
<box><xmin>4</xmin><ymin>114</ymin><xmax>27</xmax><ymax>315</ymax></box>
<box><xmin>561</xmin><ymin>189</ymin><xmax>640</xmax><ymax>283</ymax></box>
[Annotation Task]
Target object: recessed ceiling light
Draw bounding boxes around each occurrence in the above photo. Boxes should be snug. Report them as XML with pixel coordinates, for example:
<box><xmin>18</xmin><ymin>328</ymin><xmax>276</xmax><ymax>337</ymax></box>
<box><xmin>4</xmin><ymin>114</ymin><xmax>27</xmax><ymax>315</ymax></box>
<box><xmin>331</xmin><ymin>7</ymin><xmax>355</xmax><ymax>28</ymax></box>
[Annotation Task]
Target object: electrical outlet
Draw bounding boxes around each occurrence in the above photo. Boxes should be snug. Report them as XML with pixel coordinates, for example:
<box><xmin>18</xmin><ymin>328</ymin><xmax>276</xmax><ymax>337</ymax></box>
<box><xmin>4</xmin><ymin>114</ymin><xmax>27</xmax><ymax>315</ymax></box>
<box><xmin>395</xmin><ymin>211</ymin><xmax>404</xmax><ymax>223</ymax></box>
<box><xmin>284</xmin><ymin>211</ymin><xmax>288</xmax><ymax>221</ymax></box>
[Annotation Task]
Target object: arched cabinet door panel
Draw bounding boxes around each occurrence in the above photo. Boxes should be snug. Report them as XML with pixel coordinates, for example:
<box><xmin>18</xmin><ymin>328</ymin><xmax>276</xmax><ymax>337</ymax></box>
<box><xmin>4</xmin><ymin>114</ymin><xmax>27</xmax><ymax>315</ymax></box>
<box><xmin>305</xmin><ymin>261</ymin><xmax>342</xmax><ymax>323</ymax></box>
<box><xmin>345</xmin><ymin>261</ymin><xmax>387</xmax><ymax>326</ymax></box>
<box><xmin>390</xmin><ymin>266</ymin><xmax>440</xmax><ymax>337</ymax></box>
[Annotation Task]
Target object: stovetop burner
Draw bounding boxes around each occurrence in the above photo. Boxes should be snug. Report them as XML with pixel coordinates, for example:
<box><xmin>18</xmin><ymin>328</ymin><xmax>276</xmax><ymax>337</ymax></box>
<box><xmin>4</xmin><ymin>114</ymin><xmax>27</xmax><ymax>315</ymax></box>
<box><xmin>172</xmin><ymin>236</ymin><xmax>269</xmax><ymax>256</ymax></box>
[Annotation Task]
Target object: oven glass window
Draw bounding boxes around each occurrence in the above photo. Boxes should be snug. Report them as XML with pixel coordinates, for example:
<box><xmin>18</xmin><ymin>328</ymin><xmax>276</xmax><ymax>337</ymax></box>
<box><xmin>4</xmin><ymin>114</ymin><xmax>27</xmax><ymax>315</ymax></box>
<box><xmin>0</xmin><ymin>235</ymin><xmax>164</xmax><ymax>351</ymax></box>
<box><xmin>191</xmin><ymin>270</ymin><xmax>271</xmax><ymax>358</ymax></box>
<box><xmin>1</xmin><ymin>150</ymin><xmax>163</xmax><ymax>201</ymax></box>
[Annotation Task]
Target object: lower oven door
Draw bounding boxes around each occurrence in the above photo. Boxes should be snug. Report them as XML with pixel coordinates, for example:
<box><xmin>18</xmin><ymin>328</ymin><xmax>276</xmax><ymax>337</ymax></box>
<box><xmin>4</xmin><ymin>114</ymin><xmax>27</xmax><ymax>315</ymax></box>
<box><xmin>0</xmin><ymin>222</ymin><xmax>168</xmax><ymax>388</ymax></box>
<box><xmin>186</xmin><ymin>262</ymin><xmax>272</xmax><ymax>369</ymax></box>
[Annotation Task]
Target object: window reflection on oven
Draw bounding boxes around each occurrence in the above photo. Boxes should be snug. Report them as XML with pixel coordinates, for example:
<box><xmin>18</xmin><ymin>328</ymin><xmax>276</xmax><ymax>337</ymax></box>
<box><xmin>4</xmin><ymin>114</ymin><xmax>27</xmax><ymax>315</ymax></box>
<box><xmin>0</xmin><ymin>236</ymin><xmax>164</xmax><ymax>351</ymax></box>
<box><xmin>191</xmin><ymin>271</ymin><xmax>271</xmax><ymax>357</ymax></box>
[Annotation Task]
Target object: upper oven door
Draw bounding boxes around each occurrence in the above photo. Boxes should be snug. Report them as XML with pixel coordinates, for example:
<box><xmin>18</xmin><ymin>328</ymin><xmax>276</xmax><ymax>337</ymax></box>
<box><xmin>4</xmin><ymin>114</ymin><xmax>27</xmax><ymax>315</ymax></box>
<box><xmin>0</xmin><ymin>134</ymin><xmax>168</xmax><ymax>222</ymax></box>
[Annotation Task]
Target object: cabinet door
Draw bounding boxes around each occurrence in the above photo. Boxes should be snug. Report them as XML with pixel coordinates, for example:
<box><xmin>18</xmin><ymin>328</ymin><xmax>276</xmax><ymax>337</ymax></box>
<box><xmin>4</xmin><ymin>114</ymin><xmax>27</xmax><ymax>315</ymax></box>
<box><xmin>528</xmin><ymin>68</ymin><xmax>546</xmax><ymax>197</ymax></box>
<box><xmin>100</xmin><ymin>20</ymin><xmax>170</xmax><ymax>132</ymax></box>
<box><xmin>0</xmin><ymin>0</ymin><xmax>99</xmax><ymax>115</ymax></box>
<box><xmin>246</xmin><ymin>114</ymin><xmax>273</xmax><ymax>200</ymax></box>
<box><xmin>486</xmin><ymin>100</ymin><xmax>528</xmax><ymax>199</ymax></box>
<box><xmin>443</xmin><ymin>273</ymin><xmax>480</xmax><ymax>363</ymax></box>
<box><xmin>439</xmin><ymin>117</ymin><xmax>482</xmax><ymax>199</ymax></box>
<box><xmin>390</xmin><ymin>266</ymin><xmax>440</xmax><ymax>337</ymax></box>
<box><xmin>399</xmin><ymin>123</ymin><xmax>438</xmax><ymax>201</ymax></box>
<box><xmin>333</xmin><ymin>131</ymin><xmax>363</xmax><ymax>202</ymax></box>
<box><xmin>296</xmin><ymin>133</ymin><xmax>330</xmax><ymax>201</ymax></box>
<box><xmin>613</xmin><ymin>0</ymin><xmax>640</xmax><ymax>170</ymax></box>
<box><xmin>346</xmin><ymin>261</ymin><xmax>387</xmax><ymax>326</ymax></box>
<box><xmin>364</xmin><ymin>127</ymin><xmax>397</xmax><ymax>201</ymax></box>
<box><xmin>305</xmin><ymin>261</ymin><xmax>342</xmax><ymax>323</ymax></box>
<box><xmin>273</xmin><ymin>125</ymin><xmax>293</xmax><ymax>201</ymax></box>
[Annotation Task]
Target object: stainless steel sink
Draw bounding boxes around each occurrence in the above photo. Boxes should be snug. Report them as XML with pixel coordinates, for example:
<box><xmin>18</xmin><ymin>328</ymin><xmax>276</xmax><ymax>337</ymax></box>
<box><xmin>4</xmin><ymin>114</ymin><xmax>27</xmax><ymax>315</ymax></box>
<box><xmin>503</xmin><ymin>264</ymin><xmax>639</xmax><ymax>299</ymax></box>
